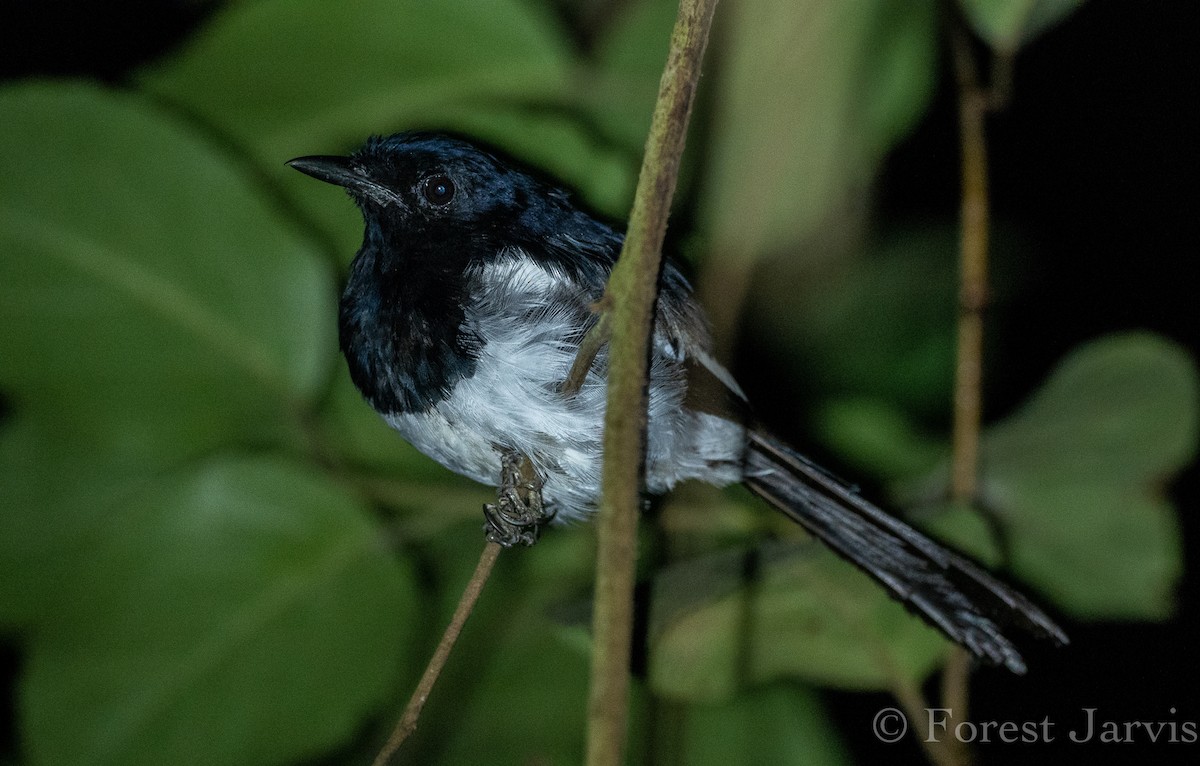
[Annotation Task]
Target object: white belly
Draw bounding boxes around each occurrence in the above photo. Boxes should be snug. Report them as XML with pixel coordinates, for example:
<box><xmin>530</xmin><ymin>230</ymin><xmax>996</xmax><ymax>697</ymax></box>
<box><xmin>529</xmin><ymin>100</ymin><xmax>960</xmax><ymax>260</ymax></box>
<box><xmin>384</xmin><ymin>257</ymin><xmax>746</xmax><ymax>521</ymax></box>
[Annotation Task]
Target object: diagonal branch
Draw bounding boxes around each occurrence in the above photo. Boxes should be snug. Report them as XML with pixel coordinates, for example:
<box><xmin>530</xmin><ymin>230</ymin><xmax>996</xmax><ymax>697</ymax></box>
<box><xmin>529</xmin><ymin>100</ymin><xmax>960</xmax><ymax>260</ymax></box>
<box><xmin>372</xmin><ymin>540</ymin><xmax>502</xmax><ymax>766</ymax></box>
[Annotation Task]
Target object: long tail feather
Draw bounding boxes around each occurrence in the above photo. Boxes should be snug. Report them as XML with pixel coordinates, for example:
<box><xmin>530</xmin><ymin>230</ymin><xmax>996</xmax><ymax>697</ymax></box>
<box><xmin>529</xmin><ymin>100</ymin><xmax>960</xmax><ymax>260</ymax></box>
<box><xmin>744</xmin><ymin>431</ymin><xmax>1068</xmax><ymax>674</ymax></box>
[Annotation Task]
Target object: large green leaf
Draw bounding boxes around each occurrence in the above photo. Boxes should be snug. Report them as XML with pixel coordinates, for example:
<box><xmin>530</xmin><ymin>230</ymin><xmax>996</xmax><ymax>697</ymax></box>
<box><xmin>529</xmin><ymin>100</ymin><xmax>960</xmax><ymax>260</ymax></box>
<box><xmin>977</xmin><ymin>333</ymin><xmax>1195</xmax><ymax>618</ymax></box>
<box><xmin>138</xmin><ymin>0</ymin><xmax>637</xmax><ymax>245</ymax></box>
<box><xmin>761</xmin><ymin>228</ymin><xmax>961</xmax><ymax>417</ymax></box>
<box><xmin>648</xmin><ymin>541</ymin><xmax>948</xmax><ymax>699</ymax></box>
<box><xmin>0</xmin><ymin>416</ymin><xmax>155</xmax><ymax>626</ymax></box>
<box><xmin>917</xmin><ymin>333</ymin><xmax>1196</xmax><ymax>619</ymax></box>
<box><xmin>755</xmin><ymin>225</ymin><xmax>1027</xmax><ymax>423</ymax></box>
<box><xmin>0</xmin><ymin>82</ymin><xmax>333</xmax><ymax>465</ymax></box>
<box><xmin>814</xmin><ymin>397</ymin><xmax>946</xmax><ymax>483</ymax></box>
<box><xmin>19</xmin><ymin>456</ymin><xmax>418</xmax><ymax>766</ymax></box>
<box><xmin>585</xmin><ymin>0</ymin><xmax>680</xmax><ymax>153</ymax></box>
<box><xmin>140</xmin><ymin>0</ymin><xmax>571</xmax><ymax>153</ymax></box>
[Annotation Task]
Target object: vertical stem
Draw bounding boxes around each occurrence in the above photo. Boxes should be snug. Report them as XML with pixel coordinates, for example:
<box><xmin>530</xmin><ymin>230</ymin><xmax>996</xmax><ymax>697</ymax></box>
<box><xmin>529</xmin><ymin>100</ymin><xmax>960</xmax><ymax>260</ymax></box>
<box><xmin>941</xmin><ymin>644</ymin><xmax>972</xmax><ymax>725</ymax></box>
<box><xmin>950</xmin><ymin>29</ymin><xmax>989</xmax><ymax>505</ymax></box>
<box><xmin>891</xmin><ymin>675</ymin><xmax>961</xmax><ymax>766</ymax></box>
<box><xmin>934</xmin><ymin>20</ymin><xmax>1002</xmax><ymax>766</ymax></box>
<box><xmin>586</xmin><ymin>2</ymin><xmax>719</xmax><ymax>765</ymax></box>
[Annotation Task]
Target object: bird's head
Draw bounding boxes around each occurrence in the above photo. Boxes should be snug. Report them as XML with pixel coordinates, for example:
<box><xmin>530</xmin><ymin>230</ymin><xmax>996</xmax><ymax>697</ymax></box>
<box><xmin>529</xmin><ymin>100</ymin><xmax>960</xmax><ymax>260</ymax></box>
<box><xmin>287</xmin><ymin>132</ymin><xmax>558</xmax><ymax>239</ymax></box>
<box><xmin>290</xmin><ymin>131</ymin><xmax>622</xmax><ymax>285</ymax></box>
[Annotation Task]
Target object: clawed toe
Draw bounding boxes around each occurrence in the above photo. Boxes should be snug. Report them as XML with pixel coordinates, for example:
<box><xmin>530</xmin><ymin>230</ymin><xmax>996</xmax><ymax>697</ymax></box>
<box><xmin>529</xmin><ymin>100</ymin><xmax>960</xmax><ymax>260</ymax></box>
<box><xmin>482</xmin><ymin>452</ymin><xmax>552</xmax><ymax>547</ymax></box>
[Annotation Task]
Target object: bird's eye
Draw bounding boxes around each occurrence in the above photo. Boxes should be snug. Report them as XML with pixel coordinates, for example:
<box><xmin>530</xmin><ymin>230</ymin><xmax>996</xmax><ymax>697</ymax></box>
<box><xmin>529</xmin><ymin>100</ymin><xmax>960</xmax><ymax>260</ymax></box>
<box><xmin>420</xmin><ymin>174</ymin><xmax>456</xmax><ymax>206</ymax></box>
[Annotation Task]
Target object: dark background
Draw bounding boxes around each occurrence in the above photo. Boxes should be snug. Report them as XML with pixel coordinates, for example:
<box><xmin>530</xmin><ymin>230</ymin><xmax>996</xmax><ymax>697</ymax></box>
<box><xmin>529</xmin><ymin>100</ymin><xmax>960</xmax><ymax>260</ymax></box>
<box><xmin>848</xmin><ymin>3</ymin><xmax>1199</xmax><ymax>763</ymax></box>
<box><xmin>2</xmin><ymin>1</ymin><xmax>1195</xmax><ymax>764</ymax></box>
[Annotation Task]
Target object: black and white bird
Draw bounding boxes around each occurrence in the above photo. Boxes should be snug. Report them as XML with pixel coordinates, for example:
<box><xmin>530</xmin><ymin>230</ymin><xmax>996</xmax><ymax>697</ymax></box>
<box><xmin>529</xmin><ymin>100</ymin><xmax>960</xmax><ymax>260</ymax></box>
<box><xmin>289</xmin><ymin>132</ymin><xmax>1067</xmax><ymax>673</ymax></box>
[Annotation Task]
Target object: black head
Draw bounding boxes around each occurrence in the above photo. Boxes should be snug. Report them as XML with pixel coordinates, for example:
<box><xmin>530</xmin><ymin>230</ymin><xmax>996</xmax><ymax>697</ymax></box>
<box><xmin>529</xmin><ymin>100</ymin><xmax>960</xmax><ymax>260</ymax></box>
<box><xmin>296</xmin><ymin>133</ymin><xmax>498</xmax><ymax>210</ymax></box>
<box><xmin>290</xmin><ymin>133</ymin><xmax>552</xmax><ymax>241</ymax></box>
<box><xmin>288</xmin><ymin>132</ymin><xmax>622</xmax><ymax>279</ymax></box>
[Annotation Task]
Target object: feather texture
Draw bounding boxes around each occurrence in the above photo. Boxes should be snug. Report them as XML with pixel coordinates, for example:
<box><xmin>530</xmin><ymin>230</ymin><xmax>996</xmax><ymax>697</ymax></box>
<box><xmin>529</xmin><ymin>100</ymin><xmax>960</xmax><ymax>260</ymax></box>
<box><xmin>290</xmin><ymin>131</ymin><xmax>1067</xmax><ymax>673</ymax></box>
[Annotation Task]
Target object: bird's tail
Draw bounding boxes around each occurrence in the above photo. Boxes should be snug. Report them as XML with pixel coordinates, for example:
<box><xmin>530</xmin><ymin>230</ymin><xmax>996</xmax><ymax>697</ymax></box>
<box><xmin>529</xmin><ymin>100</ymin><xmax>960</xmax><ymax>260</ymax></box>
<box><xmin>743</xmin><ymin>430</ymin><xmax>1068</xmax><ymax>673</ymax></box>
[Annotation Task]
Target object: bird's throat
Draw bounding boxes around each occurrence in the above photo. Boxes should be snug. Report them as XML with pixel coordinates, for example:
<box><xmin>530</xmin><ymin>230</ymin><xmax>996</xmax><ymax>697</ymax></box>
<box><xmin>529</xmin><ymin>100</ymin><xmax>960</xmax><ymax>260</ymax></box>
<box><xmin>338</xmin><ymin>242</ymin><xmax>479</xmax><ymax>415</ymax></box>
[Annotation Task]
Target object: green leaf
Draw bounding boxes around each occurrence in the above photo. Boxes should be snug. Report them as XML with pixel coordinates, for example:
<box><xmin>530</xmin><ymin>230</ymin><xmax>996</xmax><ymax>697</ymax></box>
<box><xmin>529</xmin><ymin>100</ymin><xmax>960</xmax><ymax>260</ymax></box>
<box><xmin>975</xmin><ymin>333</ymin><xmax>1197</xmax><ymax>618</ymax></box>
<box><xmin>586</xmin><ymin>0</ymin><xmax>680</xmax><ymax>152</ymax></box>
<box><xmin>678</xmin><ymin>683</ymin><xmax>849</xmax><ymax>766</ymax></box>
<box><xmin>0</xmin><ymin>82</ymin><xmax>333</xmax><ymax>465</ymax></box>
<box><xmin>958</xmin><ymin>0</ymin><xmax>1085</xmax><ymax>53</ymax></box>
<box><xmin>0</xmin><ymin>416</ymin><xmax>154</xmax><ymax>626</ymax></box>
<box><xmin>699</xmin><ymin>0</ymin><xmax>938</xmax><ymax>267</ymax></box>
<box><xmin>138</xmin><ymin>0</ymin><xmax>636</xmax><ymax>235</ymax></box>
<box><xmin>140</xmin><ymin>0</ymin><xmax>571</xmax><ymax>152</ymax></box>
<box><xmin>649</xmin><ymin>541</ymin><xmax>948</xmax><ymax>699</ymax></box>
<box><xmin>19</xmin><ymin>456</ymin><xmax>418</xmax><ymax>766</ymax></box>
<box><xmin>814</xmin><ymin>398</ymin><xmax>945</xmax><ymax>482</ymax></box>
<box><xmin>757</xmin><ymin>227</ymin><xmax>960</xmax><ymax>417</ymax></box>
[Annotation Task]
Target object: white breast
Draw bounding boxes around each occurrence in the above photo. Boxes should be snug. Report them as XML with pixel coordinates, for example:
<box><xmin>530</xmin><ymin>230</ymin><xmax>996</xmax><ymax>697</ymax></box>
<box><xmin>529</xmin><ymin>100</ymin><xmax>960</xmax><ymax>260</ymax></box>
<box><xmin>386</xmin><ymin>255</ymin><xmax>746</xmax><ymax>521</ymax></box>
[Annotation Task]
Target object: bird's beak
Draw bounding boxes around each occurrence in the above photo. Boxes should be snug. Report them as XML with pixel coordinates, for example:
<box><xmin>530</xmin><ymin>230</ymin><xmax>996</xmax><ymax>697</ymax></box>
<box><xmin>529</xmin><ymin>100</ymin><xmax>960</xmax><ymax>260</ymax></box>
<box><xmin>287</xmin><ymin>155</ymin><xmax>362</xmax><ymax>187</ymax></box>
<box><xmin>287</xmin><ymin>155</ymin><xmax>402</xmax><ymax>208</ymax></box>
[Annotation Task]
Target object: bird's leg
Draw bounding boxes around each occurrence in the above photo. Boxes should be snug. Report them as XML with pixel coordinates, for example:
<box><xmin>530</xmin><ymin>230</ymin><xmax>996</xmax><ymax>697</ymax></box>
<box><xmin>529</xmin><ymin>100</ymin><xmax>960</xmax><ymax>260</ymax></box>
<box><xmin>484</xmin><ymin>451</ymin><xmax>553</xmax><ymax>547</ymax></box>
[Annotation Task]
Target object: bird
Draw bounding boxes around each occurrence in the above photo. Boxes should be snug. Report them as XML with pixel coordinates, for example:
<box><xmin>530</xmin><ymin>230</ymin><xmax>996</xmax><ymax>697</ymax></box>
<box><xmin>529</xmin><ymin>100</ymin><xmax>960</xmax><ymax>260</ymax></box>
<box><xmin>288</xmin><ymin>132</ymin><xmax>1067</xmax><ymax>674</ymax></box>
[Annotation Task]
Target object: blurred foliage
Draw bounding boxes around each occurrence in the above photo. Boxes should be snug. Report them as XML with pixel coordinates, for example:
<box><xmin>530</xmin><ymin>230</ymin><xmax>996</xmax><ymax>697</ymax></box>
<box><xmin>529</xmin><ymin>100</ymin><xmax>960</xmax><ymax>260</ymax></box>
<box><xmin>920</xmin><ymin>333</ymin><xmax>1196</xmax><ymax>619</ymax></box>
<box><xmin>701</xmin><ymin>0</ymin><xmax>937</xmax><ymax>265</ymax></box>
<box><xmin>668</xmin><ymin>683</ymin><xmax>850</xmax><ymax>764</ymax></box>
<box><xmin>649</xmin><ymin>541</ymin><xmax>948</xmax><ymax>697</ymax></box>
<box><xmin>696</xmin><ymin>0</ymin><xmax>939</xmax><ymax>349</ymax></box>
<box><xmin>0</xmin><ymin>0</ymin><xmax>1190</xmax><ymax>765</ymax></box>
<box><xmin>137</xmin><ymin>0</ymin><xmax>651</xmax><ymax>257</ymax></box>
<box><xmin>756</xmin><ymin>227</ymin><xmax>963</xmax><ymax>418</ymax></box>
<box><xmin>19</xmin><ymin>457</ymin><xmax>415</xmax><ymax>766</ymax></box>
<box><xmin>957</xmin><ymin>0</ymin><xmax>1087</xmax><ymax>53</ymax></box>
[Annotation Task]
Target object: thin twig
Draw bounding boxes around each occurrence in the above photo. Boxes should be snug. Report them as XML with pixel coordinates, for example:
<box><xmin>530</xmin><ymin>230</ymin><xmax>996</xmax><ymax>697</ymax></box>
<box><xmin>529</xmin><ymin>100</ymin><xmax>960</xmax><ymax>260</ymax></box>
<box><xmin>987</xmin><ymin>50</ymin><xmax>1015</xmax><ymax>111</ymax></box>
<box><xmin>949</xmin><ymin>22</ymin><xmax>990</xmax><ymax>507</ymax></box>
<box><xmin>562</xmin><ymin>306</ymin><xmax>613</xmax><ymax>396</ymax></box>
<box><xmin>372</xmin><ymin>541</ymin><xmax>502</xmax><ymax>766</ymax></box>
<box><xmin>890</xmin><ymin>674</ymin><xmax>960</xmax><ymax>766</ymax></box>
<box><xmin>585</xmin><ymin>2</ymin><xmax>719</xmax><ymax>765</ymax></box>
<box><xmin>941</xmin><ymin>645</ymin><xmax>972</xmax><ymax>723</ymax></box>
<box><xmin>927</xmin><ymin>16</ymin><xmax>1009</xmax><ymax>766</ymax></box>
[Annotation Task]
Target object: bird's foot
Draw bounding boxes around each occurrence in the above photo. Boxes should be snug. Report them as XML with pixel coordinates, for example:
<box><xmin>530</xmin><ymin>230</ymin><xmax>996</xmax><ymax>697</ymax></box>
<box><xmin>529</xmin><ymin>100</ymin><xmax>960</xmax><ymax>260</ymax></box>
<box><xmin>484</xmin><ymin>452</ymin><xmax>552</xmax><ymax>547</ymax></box>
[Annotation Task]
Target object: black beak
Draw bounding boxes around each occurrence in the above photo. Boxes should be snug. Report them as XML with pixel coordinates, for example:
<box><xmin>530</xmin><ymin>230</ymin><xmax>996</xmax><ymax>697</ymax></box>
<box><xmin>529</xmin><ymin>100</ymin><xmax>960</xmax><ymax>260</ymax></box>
<box><xmin>287</xmin><ymin>155</ymin><xmax>403</xmax><ymax>209</ymax></box>
<box><xmin>287</xmin><ymin>155</ymin><xmax>365</xmax><ymax>188</ymax></box>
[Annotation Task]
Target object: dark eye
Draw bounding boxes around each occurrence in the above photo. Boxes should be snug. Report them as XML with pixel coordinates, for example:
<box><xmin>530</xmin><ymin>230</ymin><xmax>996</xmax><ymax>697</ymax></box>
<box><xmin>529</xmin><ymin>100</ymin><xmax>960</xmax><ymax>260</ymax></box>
<box><xmin>420</xmin><ymin>174</ymin><xmax>456</xmax><ymax>206</ymax></box>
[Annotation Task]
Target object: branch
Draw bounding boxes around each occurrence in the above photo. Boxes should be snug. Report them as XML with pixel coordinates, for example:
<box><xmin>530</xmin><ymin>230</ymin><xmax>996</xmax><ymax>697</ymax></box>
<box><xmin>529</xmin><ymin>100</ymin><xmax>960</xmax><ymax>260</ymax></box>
<box><xmin>928</xmin><ymin>17</ymin><xmax>1012</xmax><ymax>766</ymax></box>
<box><xmin>949</xmin><ymin>23</ymin><xmax>990</xmax><ymax>506</ymax></box>
<box><xmin>561</xmin><ymin>306</ymin><xmax>612</xmax><ymax>396</ymax></box>
<box><xmin>890</xmin><ymin>673</ymin><xmax>963</xmax><ymax>766</ymax></box>
<box><xmin>372</xmin><ymin>541</ymin><xmax>502</xmax><ymax>766</ymax></box>
<box><xmin>585</xmin><ymin>2</ymin><xmax>719</xmax><ymax>765</ymax></box>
